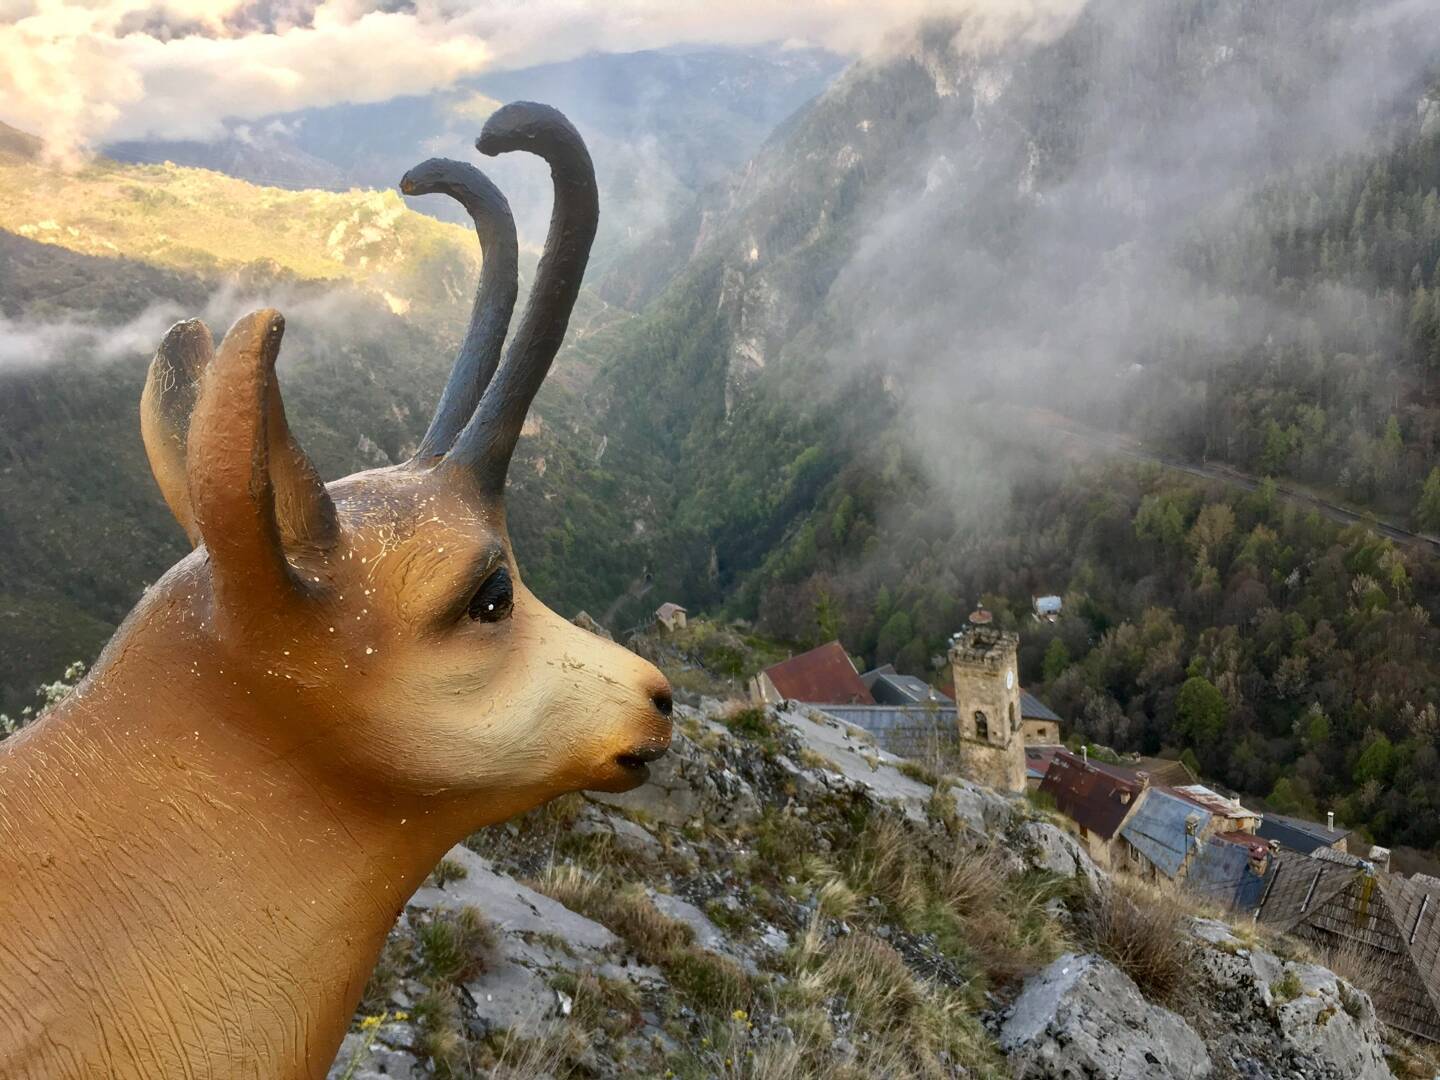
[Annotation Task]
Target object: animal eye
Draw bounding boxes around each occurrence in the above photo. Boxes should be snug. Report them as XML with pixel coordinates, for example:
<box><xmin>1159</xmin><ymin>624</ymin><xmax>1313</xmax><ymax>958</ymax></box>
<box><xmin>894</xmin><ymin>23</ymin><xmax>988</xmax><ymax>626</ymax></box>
<box><xmin>467</xmin><ymin>566</ymin><xmax>514</xmax><ymax>623</ymax></box>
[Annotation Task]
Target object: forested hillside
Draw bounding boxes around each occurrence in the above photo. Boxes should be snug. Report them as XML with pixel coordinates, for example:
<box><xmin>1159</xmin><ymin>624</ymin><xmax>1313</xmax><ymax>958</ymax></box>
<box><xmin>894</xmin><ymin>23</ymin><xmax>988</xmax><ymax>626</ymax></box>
<box><xmin>106</xmin><ymin>46</ymin><xmax>843</xmax><ymax>273</ymax></box>
<box><xmin>557</xmin><ymin>0</ymin><xmax>1440</xmax><ymax>851</ymax></box>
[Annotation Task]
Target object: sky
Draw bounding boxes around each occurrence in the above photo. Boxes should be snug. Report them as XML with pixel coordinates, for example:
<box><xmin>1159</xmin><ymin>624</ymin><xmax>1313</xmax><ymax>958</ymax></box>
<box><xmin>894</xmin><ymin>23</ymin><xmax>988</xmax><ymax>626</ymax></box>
<box><xmin>0</xmin><ymin>0</ymin><xmax>1088</xmax><ymax>162</ymax></box>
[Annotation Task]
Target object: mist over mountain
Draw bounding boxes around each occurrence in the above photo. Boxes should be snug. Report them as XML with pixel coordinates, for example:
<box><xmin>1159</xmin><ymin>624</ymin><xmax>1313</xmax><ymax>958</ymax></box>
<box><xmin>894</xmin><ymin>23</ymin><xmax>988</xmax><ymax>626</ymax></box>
<box><xmin>563</xmin><ymin>0</ymin><xmax>1440</xmax><ymax>849</ymax></box>
<box><xmin>104</xmin><ymin>45</ymin><xmax>845</xmax><ymax>270</ymax></box>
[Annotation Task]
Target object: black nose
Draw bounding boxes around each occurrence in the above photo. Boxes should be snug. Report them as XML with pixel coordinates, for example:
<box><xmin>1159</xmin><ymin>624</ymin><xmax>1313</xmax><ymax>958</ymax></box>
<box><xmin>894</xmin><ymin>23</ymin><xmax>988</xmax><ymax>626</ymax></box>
<box><xmin>652</xmin><ymin>688</ymin><xmax>673</xmax><ymax>718</ymax></box>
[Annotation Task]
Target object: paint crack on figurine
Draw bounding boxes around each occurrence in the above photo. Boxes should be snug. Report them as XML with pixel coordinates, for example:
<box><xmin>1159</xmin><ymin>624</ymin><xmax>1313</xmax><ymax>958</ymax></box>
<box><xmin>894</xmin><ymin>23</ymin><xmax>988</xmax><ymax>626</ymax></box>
<box><xmin>0</xmin><ymin>102</ymin><xmax>672</xmax><ymax>1080</ymax></box>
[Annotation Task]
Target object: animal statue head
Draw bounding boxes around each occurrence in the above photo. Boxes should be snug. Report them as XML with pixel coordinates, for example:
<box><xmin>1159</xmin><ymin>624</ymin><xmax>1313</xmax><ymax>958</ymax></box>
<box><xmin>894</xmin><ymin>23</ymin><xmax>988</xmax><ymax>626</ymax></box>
<box><xmin>136</xmin><ymin>102</ymin><xmax>672</xmax><ymax>826</ymax></box>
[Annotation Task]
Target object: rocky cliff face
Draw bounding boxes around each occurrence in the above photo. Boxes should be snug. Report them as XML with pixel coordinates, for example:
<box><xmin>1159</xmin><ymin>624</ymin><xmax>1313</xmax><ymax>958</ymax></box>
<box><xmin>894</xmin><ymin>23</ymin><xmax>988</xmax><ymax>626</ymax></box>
<box><xmin>329</xmin><ymin>700</ymin><xmax>1402</xmax><ymax>1079</ymax></box>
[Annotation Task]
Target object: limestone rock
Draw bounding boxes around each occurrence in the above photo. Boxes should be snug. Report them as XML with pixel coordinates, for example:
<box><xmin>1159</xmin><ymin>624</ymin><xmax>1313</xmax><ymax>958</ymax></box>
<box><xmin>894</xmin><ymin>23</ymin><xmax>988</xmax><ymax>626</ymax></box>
<box><xmin>1189</xmin><ymin>919</ymin><xmax>1390</xmax><ymax>1080</ymax></box>
<box><xmin>1018</xmin><ymin>820</ymin><xmax>1104</xmax><ymax>892</ymax></box>
<box><xmin>411</xmin><ymin>845</ymin><xmax>617</xmax><ymax>952</ymax></box>
<box><xmin>1001</xmin><ymin>952</ymin><xmax>1212</xmax><ymax>1079</ymax></box>
<box><xmin>571</xmin><ymin>610</ymin><xmax>613</xmax><ymax>641</ymax></box>
<box><xmin>774</xmin><ymin>706</ymin><xmax>936</xmax><ymax>819</ymax></box>
<box><xmin>327</xmin><ymin>1032</ymin><xmax>421</xmax><ymax>1079</ymax></box>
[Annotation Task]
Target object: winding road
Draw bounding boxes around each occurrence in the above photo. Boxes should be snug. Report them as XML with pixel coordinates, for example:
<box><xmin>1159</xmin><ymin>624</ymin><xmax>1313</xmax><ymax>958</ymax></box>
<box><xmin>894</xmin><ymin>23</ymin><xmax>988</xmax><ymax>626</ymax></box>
<box><xmin>1049</xmin><ymin>420</ymin><xmax>1440</xmax><ymax>557</ymax></box>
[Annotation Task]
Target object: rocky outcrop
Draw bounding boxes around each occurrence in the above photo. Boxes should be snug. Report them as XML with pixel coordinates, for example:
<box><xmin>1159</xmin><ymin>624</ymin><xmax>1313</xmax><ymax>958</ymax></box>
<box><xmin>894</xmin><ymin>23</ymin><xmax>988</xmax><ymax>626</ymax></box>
<box><xmin>1190</xmin><ymin>918</ymin><xmax>1391</xmax><ymax>1080</ymax></box>
<box><xmin>1018</xmin><ymin>819</ymin><xmax>1104</xmax><ymax>893</ymax></box>
<box><xmin>1000</xmin><ymin>952</ymin><xmax>1213</xmax><ymax>1079</ymax></box>
<box><xmin>329</xmin><ymin>700</ymin><xmax>1402</xmax><ymax>1079</ymax></box>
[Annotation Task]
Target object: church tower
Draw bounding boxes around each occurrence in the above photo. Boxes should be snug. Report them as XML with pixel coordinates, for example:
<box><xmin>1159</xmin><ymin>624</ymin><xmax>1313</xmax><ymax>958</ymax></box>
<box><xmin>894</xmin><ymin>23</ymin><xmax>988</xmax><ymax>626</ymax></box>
<box><xmin>950</xmin><ymin>609</ymin><xmax>1026</xmax><ymax>794</ymax></box>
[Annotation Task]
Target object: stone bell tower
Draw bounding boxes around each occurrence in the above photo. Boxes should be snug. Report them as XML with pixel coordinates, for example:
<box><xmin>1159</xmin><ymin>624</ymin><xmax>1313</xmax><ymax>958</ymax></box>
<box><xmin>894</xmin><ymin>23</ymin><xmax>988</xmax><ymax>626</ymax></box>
<box><xmin>950</xmin><ymin>609</ymin><xmax>1025</xmax><ymax>794</ymax></box>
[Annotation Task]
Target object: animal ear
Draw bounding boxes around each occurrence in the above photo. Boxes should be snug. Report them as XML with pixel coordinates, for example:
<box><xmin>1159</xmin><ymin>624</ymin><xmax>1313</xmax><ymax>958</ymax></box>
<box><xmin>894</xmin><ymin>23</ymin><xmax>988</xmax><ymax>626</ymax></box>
<box><xmin>141</xmin><ymin>319</ymin><xmax>212</xmax><ymax>546</ymax></box>
<box><xmin>186</xmin><ymin>310</ymin><xmax>336</xmax><ymax>614</ymax></box>
<box><xmin>265</xmin><ymin>370</ymin><xmax>340</xmax><ymax>549</ymax></box>
<box><xmin>143</xmin><ymin>317</ymin><xmax>339</xmax><ymax>551</ymax></box>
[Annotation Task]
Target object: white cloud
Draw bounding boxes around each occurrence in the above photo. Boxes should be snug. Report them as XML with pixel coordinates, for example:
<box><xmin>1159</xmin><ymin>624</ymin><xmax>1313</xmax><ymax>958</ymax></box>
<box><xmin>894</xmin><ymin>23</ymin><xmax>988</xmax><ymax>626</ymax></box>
<box><xmin>0</xmin><ymin>0</ymin><xmax>1088</xmax><ymax>163</ymax></box>
<box><xmin>0</xmin><ymin>301</ymin><xmax>186</xmax><ymax>371</ymax></box>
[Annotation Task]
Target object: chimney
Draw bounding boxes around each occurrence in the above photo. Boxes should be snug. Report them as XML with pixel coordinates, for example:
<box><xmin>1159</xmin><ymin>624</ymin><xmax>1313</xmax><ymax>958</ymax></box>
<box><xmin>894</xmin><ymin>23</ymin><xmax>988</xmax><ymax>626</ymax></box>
<box><xmin>1327</xmin><ymin>811</ymin><xmax>1335</xmax><ymax>832</ymax></box>
<box><xmin>1369</xmin><ymin>846</ymin><xmax>1391</xmax><ymax>873</ymax></box>
<box><xmin>1081</xmin><ymin>746</ymin><xmax>1088</xmax><ymax>765</ymax></box>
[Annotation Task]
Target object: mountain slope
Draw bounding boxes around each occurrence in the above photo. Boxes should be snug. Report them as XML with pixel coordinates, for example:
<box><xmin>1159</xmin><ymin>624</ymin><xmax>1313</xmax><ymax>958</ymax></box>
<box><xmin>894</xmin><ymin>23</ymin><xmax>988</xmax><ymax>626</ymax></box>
<box><xmin>554</xmin><ymin>0</ymin><xmax>1440</xmax><ymax>851</ymax></box>
<box><xmin>104</xmin><ymin>45</ymin><xmax>845</xmax><ymax>274</ymax></box>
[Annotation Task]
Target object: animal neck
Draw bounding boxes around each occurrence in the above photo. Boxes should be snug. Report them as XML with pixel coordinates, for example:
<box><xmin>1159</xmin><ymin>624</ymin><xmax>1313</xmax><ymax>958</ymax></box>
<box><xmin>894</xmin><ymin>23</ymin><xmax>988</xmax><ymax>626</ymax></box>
<box><xmin>0</xmin><ymin>619</ymin><xmax>457</xmax><ymax>1079</ymax></box>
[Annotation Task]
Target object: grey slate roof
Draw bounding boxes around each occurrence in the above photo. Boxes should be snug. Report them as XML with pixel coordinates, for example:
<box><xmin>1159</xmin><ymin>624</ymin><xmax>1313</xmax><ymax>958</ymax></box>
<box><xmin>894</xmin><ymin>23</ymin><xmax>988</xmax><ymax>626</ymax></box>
<box><xmin>1256</xmin><ymin>811</ymin><xmax>1351</xmax><ymax>854</ymax></box>
<box><xmin>868</xmin><ymin>672</ymin><xmax>953</xmax><ymax>707</ymax></box>
<box><xmin>1188</xmin><ymin>836</ymin><xmax>1270</xmax><ymax>911</ymax></box>
<box><xmin>1119</xmin><ymin>788</ymin><xmax>1205</xmax><ymax>879</ymax></box>
<box><xmin>816</xmin><ymin>704</ymin><xmax>956</xmax><ymax>731</ymax></box>
<box><xmin>1019</xmin><ymin>690</ymin><xmax>1061</xmax><ymax>723</ymax></box>
<box><xmin>1255</xmin><ymin>852</ymin><xmax>1440</xmax><ymax>1040</ymax></box>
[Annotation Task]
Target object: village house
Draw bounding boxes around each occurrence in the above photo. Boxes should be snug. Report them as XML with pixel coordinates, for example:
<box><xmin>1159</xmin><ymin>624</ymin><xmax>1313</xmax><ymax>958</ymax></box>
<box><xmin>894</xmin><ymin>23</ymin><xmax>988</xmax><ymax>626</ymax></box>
<box><xmin>751</xmin><ymin>641</ymin><xmax>874</xmax><ymax>707</ymax></box>
<box><xmin>1255</xmin><ymin>847</ymin><xmax>1440</xmax><ymax>1042</ymax></box>
<box><xmin>754</xmin><ymin>619</ymin><xmax>1062</xmax><ymax>796</ymax></box>
<box><xmin>1131</xmin><ymin>755</ymin><xmax>1198</xmax><ymax>787</ymax></box>
<box><xmin>1019</xmin><ymin>690</ymin><xmax>1062</xmax><ymax>744</ymax></box>
<box><xmin>1038</xmin><ymin>751</ymin><xmax>1147</xmax><ymax>869</ymax></box>
<box><xmin>1184</xmin><ymin>831</ymin><xmax>1274</xmax><ymax>912</ymax></box>
<box><xmin>861</xmin><ymin>665</ymin><xmax>952</xmax><ymax>707</ymax></box>
<box><xmin>1032</xmin><ymin>595</ymin><xmax>1063</xmax><ymax>622</ymax></box>
<box><xmin>1024</xmin><ymin>744</ymin><xmax>1065</xmax><ymax>789</ymax></box>
<box><xmin>1116</xmin><ymin>787</ymin><xmax>1210</xmax><ymax>883</ymax></box>
<box><xmin>1168</xmin><ymin>784</ymin><xmax>1262</xmax><ymax>834</ymax></box>
<box><xmin>653</xmin><ymin>602</ymin><xmax>688</xmax><ymax>632</ymax></box>
<box><xmin>1256</xmin><ymin>810</ymin><xmax>1351</xmax><ymax>855</ymax></box>
<box><xmin>1116</xmin><ymin>782</ymin><xmax>1263</xmax><ymax>890</ymax></box>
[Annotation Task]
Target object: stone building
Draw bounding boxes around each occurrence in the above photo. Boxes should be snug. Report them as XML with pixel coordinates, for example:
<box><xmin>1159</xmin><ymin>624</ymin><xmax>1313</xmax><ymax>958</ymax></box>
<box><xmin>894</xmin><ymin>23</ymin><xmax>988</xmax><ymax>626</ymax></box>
<box><xmin>654</xmin><ymin>602</ymin><xmax>688</xmax><ymax>632</ymax></box>
<box><xmin>1038</xmin><ymin>751</ymin><xmax>1148</xmax><ymax>869</ymax></box>
<box><xmin>950</xmin><ymin>611</ymin><xmax>1026</xmax><ymax>794</ymax></box>
<box><xmin>1019</xmin><ymin>690</ymin><xmax>1062</xmax><ymax>744</ymax></box>
<box><xmin>751</xmin><ymin>641</ymin><xmax>874</xmax><ymax>707</ymax></box>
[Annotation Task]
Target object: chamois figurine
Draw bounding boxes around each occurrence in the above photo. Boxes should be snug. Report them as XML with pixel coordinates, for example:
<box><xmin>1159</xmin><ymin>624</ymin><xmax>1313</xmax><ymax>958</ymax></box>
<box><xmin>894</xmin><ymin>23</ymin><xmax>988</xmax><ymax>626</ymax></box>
<box><xmin>0</xmin><ymin>102</ymin><xmax>672</xmax><ymax>1078</ymax></box>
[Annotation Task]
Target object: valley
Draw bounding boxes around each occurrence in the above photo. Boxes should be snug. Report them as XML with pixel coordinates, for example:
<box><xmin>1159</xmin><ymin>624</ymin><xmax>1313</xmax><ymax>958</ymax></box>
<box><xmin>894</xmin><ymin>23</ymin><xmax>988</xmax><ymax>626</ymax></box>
<box><xmin>6</xmin><ymin>0</ymin><xmax>1440</xmax><ymax>875</ymax></box>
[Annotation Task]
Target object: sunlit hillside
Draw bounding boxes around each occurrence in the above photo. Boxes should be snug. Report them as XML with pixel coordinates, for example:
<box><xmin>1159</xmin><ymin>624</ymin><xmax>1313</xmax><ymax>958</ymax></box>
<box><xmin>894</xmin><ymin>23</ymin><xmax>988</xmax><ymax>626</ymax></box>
<box><xmin>0</xmin><ymin>123</ymin><xmax>631</xmax><ymax>715</ymax></box>
<box><xmin>0</xmin><ymin>126</ymin><xmax>478</xmax><ymax>315</ymax></box>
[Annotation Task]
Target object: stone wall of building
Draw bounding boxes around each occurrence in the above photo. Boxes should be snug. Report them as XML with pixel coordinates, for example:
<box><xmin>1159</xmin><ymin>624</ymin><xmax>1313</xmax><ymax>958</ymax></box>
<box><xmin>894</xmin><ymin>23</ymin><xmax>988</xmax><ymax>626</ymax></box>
<box><xmin>1022</xmin><ymin>719</ymin><xmax>1060</xmax><ymax>744</ymax></box>
<box><xmin>951</xmin><ymin>626</ymin><xmax>1026</xmax><ymax>794</ymax></box>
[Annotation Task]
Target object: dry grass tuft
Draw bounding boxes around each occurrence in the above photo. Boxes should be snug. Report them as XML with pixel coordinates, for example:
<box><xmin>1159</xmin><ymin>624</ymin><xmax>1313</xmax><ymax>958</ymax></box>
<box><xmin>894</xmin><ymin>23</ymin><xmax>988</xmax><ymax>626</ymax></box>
<box><xmin>850</xmin><ymin>816</ymin><xmax>926</xmax><ymax>913</ymax></box>
<box><xmin>1389</xmin><ymin>1033</ymin><xmax>1440</xmax><ymax>1079</ymax></box>
<box><xmin>428</xmin><ymin>856</ymin><xmax>469</xmax><ymax>888</ymax></box>
<box><xmin>531</xmin><ymin>861</ymin><xmax>606</xmax><ymax>913</ymax></box>
<box><xmin>941</xmin><ymin>844</ymin><xmax>1007</xmax><ymax>917</ymax></box>
<box><xmin>413</xmin><ymin>982</ymin><xmax>468</xmax><ymax>1078</ymax></box>
<box><xmin>1077</xmin><ymin>878</ymin><xmax>1195</xmax><ymax>1004</ymax></box>
<box><xmin>816</xmin><ymin>933</ymin><xmax>924</xmax><ymax>1031</ymax></box>
<box><xmin>416</xmin><ymin>906</ymin><xmax>496</xmax><ymax>986</ymax></box>
<box><xmin>530</xmin><ymin>860</ymin><xmax>752</xmax><ymax>1017</ymax></box>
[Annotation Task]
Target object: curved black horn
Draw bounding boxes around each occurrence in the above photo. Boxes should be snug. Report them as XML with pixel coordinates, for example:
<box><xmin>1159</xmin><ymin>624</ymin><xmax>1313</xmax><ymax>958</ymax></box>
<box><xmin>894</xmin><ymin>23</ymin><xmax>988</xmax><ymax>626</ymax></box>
<box><xmin>443</xmin><ymin>102</ymin><xmax>599</xmax><ymax>495</ymax></box>
<box><xmin>400</xmin><ymin>158</ymin><xmax>519</xmax><ymax>460</ymax></box>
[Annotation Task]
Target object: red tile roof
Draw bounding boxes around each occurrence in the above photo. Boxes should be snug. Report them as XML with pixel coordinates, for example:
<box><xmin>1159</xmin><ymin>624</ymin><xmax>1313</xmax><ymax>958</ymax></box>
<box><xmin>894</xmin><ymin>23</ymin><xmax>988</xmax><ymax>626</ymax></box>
<box><xmin>1039</xmin><ymin>750</ymin><xmax>1145</xmax><ymax>840</ymax></box>
<box><xmin>761</xmin><ymin>642</ymin><xmax>874</xmax><ymax>706</ymax></box>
